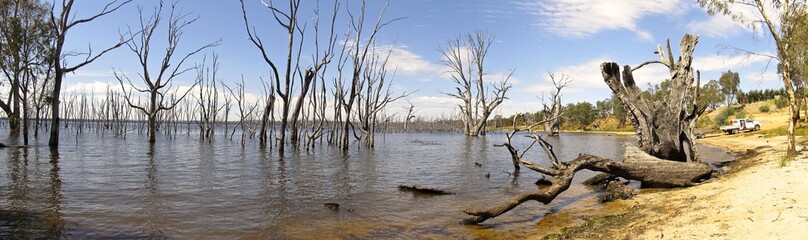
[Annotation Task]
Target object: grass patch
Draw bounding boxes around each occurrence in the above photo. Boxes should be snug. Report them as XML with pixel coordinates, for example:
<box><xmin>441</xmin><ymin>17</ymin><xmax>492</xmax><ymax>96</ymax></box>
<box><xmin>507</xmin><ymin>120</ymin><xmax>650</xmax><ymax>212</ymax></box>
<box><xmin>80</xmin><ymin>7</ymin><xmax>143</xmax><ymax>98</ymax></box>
<box><xmin>779</xmin><ymin>151</ymin><xmax>792</xmax><ymax>167</ymax></box>
<box><xmin>543</xmin><ymin>213</ymin><xmax>633</xmax><ymax>240</ymax></box>
<box><xmin>756</xmin><ymin>125</ymin><xmax>808</xmax><ymax>137</ymax></box>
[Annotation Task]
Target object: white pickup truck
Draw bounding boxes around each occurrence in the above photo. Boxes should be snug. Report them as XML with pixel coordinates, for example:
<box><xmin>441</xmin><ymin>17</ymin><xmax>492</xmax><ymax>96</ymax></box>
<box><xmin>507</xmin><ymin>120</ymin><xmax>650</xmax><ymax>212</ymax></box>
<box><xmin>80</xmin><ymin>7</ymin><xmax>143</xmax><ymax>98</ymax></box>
<box><xmin>719</xmin><ymin>118</ymin><xmax>761</xmax><ymax>134</ymax></box>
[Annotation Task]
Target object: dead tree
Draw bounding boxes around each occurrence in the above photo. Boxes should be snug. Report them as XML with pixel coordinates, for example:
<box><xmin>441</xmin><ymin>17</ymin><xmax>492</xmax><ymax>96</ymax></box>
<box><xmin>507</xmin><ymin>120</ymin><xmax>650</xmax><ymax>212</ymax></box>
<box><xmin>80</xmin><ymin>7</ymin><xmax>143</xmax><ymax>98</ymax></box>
<box><xmin>115</xmin><ymin>1</ymin><xmax>218</xmax><ymax>143</ymax></box>
<box><xmin>49</xmin><ymin>0</ymin><xmax>132</xmax><ymax>147</ymax></box>
<box><xmin>403</xmin><ymin>101</ymin><xmax>415</xmax><ymax>131</ymax></box>
<box><xmin>224</xmin><ymin>77</ymin><xmax>257</xmax><ymax>145</ymax></box>
<box><xmin>462</xmin><ymin>34</ymin><xmax>712</xmax><ymax>225</ymax></box>
<box><xmin>440</xmin><ymin>30</ymin><xmax>512</xmax><ymax>136</ymax></box>
<box><xmin>602</xmin><ymin>34</ymin><xmax>703</xmax><ymax>162</ymax></box>
<box><xmin>356</xmin><ymin>44</ymin><xmax>411</xmax><ymax>148</ymax></box>
<box><xmin>239</xmin><ymin>0</ymin><xmax>337</xmax><ymax>152</ymax></box>
<box><xmin>333</xmin><ymin>0</ymin><xmax>402</xmax><ymax>150</ymax></box>
<box><xmin>540</xmin><ymin>72</ymin><xmax>570</xmax><ymax>136</ymax></box>
<box><xmin>194</xmin><ymin>54</ymin><xmax>222</xmax><ymax>142</ymax></box>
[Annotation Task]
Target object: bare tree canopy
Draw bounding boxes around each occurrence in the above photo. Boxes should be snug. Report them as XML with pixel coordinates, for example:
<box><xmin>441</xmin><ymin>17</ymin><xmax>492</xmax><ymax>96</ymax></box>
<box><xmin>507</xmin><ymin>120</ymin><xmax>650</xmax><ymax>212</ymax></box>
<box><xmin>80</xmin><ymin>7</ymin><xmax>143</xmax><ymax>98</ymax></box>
<box><xmin>541</xmin><ymin>72</ymin><xmax>570</xmax><ymax>136</ymax></box>
<box><xmin>49</xmin><ymin>0</ymin><xmax>133</xmax><ymax>148</ymax></box>
<box><xmin>440</xmin><ymin>30</ymin><xmax>511</xmax><ymax>136</ymax></box>
<box><xmin>115</xmin><ymin>0</ymin><xmax>219</xmax><ymax>143</ymax></box>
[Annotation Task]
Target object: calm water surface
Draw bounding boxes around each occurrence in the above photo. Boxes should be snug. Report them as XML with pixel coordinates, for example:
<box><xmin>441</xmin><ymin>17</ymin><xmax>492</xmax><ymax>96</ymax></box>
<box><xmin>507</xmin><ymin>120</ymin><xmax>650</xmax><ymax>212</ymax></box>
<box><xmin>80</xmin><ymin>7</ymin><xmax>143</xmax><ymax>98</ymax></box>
<box><xmin>0</xmin><ymin>130</ymin><xmax>731</xmax><ymax>239</ymax></box>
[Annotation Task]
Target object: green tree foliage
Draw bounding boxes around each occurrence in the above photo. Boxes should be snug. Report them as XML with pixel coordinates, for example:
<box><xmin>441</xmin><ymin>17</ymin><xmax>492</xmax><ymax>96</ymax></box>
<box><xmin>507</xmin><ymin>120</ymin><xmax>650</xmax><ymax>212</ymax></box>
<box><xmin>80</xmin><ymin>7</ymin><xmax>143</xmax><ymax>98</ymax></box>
<box><xmin>611</xmin><ymin>95</ymin><xmax>629</xmax><ymax>128</ymax></box>
<box><xmin>698</xmin><ymin>80</ymin><xmax>725</xmax><ymax>110</ymax></box>
<box><xmin>718</xmin><ymin>70</ymin><xmax>740</xmax><ymax>106</ymax></box>
<box><xmin>715</xmin><ymin>107</ymin><xmax>735</xmax><ymax>126</ymax></box>
<box><xmin>759</xmin><ymin>105</ymin><xmax>771</xmax><ymax>113</ymax></box>
<box><xmin>0</xmin><ymin>0</ymin><xmax>52</xmax><ymax>137</ymax></box>
<box><xmin>563</xmin><ymin>102</ymin><xmax>597</xmax><ymax>130</ymax></box>
<box><xmin>746</xmin><ymin>88</ymin><xmax>786</xmax><ymax>102</ymax></box>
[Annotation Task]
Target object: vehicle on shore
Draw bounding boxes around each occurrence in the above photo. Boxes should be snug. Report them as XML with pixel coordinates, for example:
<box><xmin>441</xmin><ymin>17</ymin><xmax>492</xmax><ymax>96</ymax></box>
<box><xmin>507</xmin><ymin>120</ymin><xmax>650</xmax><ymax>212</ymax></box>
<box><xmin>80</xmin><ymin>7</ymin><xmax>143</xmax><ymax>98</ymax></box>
<box><xmin>719</xmin><ymin>118</ymin><xmax>761</xmax><ymax>134</ymax></box>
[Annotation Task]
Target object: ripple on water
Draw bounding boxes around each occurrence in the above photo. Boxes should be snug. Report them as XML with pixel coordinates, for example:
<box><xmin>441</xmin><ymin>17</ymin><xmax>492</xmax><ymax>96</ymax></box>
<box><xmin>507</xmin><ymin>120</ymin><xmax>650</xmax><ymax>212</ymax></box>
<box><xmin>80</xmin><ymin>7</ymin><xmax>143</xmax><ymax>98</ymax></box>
<box><xmin>0</xmin><ymin>130</ymin><xmax>733</xmax><ymax>238</ymax></box>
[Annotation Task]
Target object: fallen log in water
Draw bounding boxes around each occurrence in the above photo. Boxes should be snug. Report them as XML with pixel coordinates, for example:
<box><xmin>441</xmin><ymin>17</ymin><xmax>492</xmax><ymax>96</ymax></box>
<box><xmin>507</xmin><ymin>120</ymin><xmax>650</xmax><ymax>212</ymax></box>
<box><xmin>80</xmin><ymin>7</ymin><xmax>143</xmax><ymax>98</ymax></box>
<box><xmin>0</xmin><ymin>143</ymin><xmax>26</xmax><ymax>149</ymax></box>
<box><xmin>462</xmin><ymin>143</ymin><xmax>713</xmax><ymax>224</ymax></box>
<box><xmin>398</xmin><ymin>184</ymin><xmax>455</xmax><ymax>195</ymax></box>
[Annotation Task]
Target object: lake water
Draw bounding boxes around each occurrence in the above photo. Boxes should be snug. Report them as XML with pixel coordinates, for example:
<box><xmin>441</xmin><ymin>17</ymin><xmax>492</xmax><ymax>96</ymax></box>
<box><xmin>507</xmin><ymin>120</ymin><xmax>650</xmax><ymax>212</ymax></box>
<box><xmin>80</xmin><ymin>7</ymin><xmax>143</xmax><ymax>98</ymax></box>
<box><xmin>0</xmin><ymin>129</ymin><xmax>732</xmax><ymax>239</ymax></box>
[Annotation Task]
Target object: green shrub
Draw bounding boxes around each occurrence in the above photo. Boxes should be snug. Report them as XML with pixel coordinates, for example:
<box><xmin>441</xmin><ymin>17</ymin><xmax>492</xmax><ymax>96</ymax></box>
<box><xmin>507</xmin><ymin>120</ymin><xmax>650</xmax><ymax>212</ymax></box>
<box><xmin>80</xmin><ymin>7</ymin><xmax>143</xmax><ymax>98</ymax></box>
<box><xmin>697</xmin><ymin>116</ymin><xmax>713</xmax><ymax>128</ymax></box>
<box><xmin>775</xmin><ymin>95</ymin><xmax>788</xmax><ymax>109</ymax></box>
<box><xmin>759</xmin><ymin>105</ymin><xmax>770</xmax><ymax>113</ymax></box>
<box><xmin>715</xmin><ymin>107</ymin><xmax>735</xmax><ymax>125</ymax></box>
<box><xmin>735</xmin><ymin>109</ymin><xmax>747</xmax><ymax>119</ymax></box>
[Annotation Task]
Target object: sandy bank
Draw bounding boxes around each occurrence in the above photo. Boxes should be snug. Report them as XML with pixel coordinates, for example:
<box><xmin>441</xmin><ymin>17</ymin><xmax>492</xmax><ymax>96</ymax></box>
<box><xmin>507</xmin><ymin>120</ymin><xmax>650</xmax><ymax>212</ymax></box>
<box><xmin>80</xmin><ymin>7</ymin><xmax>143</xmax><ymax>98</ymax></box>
<box><xmin>542</xmin><ymin>131</ymin><xmax>808</xmax><ymax>239</ymax></box>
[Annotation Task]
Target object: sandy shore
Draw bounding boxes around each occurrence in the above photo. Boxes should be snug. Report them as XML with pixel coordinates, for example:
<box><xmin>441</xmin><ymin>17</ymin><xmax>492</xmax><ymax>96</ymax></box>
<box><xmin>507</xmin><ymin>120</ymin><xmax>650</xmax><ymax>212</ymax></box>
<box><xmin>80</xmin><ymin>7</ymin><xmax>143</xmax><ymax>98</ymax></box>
<box><xmin>539</xmin><ymin>108</ymin><xmax>808</xmax><ymax>239</ymax></box>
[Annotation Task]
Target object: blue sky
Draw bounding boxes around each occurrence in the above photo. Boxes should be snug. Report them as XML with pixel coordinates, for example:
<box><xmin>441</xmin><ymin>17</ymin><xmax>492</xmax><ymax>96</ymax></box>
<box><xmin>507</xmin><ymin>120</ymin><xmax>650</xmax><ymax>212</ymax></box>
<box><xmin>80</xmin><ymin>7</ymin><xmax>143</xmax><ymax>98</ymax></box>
<box><xmin>61</xmin><ymin>0</ymin><xmax>784</xmax><ymax>118</ymax></box>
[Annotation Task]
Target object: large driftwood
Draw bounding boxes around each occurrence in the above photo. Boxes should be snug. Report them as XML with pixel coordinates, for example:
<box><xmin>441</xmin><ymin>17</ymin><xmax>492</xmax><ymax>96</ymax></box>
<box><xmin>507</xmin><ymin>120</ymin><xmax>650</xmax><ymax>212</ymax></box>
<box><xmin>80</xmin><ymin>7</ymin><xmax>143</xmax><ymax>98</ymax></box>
<box><xmin>464</xmin><ymin>34</ymin><xmax>714</xmax><ymax>225</ymax></box>
<box><xmin>602</xmin><ymin>34</ymin><xmax>706</xmax><ymax>162</ymax></box>
<box><xmin>463</xmin><ymin>142</ymin><xmax>711</xmax><ymax>224</ymax></box>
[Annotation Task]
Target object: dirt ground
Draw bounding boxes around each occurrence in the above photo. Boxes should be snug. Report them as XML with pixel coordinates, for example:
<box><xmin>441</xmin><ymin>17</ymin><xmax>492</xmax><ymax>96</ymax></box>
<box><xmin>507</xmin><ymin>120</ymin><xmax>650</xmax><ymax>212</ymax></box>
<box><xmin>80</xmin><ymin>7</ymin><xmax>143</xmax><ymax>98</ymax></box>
<box><xmin>542</xmin><ymin>103</ymin><xmax>808</xmax><ymax>239</ymax></box>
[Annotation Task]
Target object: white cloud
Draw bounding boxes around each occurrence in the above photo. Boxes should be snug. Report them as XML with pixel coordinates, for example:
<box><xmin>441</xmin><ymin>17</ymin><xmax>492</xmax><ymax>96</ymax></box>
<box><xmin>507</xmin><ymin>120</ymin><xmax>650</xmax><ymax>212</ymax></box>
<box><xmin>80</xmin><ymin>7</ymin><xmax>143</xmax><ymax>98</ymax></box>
<box><xmin>520</xmin><ymin>0</ymin><xmax>688</xmax><ymax>40</ymax></box>
<box><xmin>519</xmin><ymin>58</ymin><xmax>611</xmax><ymax>95</ymax></box>
<box><xmin>382</xmin><ymin>44</ymin><xmax>443</xmax><ymax>78</ymax></box>
<box><xmin>693</xmin><ymin>53</ymin><xmax>774</xmax><ymax>72</ymax></box>
<box><xmin>687</xmin><ymin>1</ymin><xmax>784</xmax><ymax>38</ymax></box>
<box><xmin>685</xmin><ymin>15</ymin><xmax>747</xmax><ymax>38</ymax></box>
<box><xmin>520</xmin><ymin>56</ymin><xmax>679</xmax><ymax>96</ymax></box>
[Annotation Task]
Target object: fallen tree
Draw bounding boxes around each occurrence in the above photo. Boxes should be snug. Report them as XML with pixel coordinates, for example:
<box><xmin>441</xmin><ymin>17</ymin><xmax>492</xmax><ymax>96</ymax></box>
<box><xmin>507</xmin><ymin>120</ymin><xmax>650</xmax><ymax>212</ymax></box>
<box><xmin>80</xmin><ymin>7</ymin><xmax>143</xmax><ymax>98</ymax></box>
<box><xmin>462</xmin><ymin>34</ymin><xmax>713</xmax><ymax>224</ymax></box>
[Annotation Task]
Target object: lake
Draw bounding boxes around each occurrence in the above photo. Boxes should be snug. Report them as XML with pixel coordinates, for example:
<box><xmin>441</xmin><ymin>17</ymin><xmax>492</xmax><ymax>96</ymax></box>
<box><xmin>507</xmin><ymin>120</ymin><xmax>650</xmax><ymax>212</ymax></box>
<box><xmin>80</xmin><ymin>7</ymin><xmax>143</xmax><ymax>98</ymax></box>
<box><xmin>0</xmin><ymin>129</ymin><xmax>732</xmax><ymax>239</ymax></box>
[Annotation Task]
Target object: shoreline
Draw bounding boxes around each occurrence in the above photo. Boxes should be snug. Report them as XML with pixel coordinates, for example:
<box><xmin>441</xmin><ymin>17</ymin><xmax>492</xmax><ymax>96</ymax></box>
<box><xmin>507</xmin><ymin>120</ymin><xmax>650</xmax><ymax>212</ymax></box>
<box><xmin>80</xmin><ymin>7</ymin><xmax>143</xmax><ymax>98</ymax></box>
<box><xmin>538</xmin><ymin>133</ymin><xmax>808</xmax><ymax>239</ymax></box>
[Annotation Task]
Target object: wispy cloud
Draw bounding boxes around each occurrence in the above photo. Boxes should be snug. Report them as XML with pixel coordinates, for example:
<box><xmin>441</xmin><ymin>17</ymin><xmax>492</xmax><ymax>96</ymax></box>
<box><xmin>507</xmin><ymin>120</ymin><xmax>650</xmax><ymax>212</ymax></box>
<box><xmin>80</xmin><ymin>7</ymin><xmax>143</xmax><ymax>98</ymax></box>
<box><xmin>519</xmin><ymin>0</ymin><xmax>689</xmax><ymax>41</ymax></box>
<box><xmin>381</xmin><ymin>44</ymin><xmax>443</xmax><ymax>78</ymax></box>
<box><xmin>693</xmin><ymin>53</ymin><xmax>774</xmax><ymax>72</ymax></box>
<box><xmin>520</xmin><ymin>56</ymin><xmax>675</xmax><ymax>95</ymax></box>
<box><xmin>685</xmin><ymin>15</ymin><xmax>747</xmax><ymax>38</ymax></box>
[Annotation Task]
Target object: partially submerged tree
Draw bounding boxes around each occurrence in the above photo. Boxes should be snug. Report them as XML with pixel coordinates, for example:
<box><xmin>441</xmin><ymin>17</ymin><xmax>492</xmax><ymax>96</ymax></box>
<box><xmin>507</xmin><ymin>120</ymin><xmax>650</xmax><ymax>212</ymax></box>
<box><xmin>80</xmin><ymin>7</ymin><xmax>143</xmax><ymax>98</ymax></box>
<box><xmin>239</xmin><ymin>0</ymin><xmax>338</xmax><ymax>151</ymax></box>
<box><xmin>540</xmin><ymin>72</ymin><xmax>569</xmax><ymax>135</ymax></box>
<box><xmin>116</xmin><ymin>1</ymin><xmax>218</xmax><ymax>143</ymax></box>
<box><xmin>49</xmin><ymin>0</ymin><xmax>133</xmax><ymax>148</ymax></box>
<box><xmin>699</xmin><ymin>0</ymin><xmax>806</xmax><ymax>158</ymax></box>
<box><xmin>463</xmin><ymin>34</ymin><xmax>713</xmax><ymax>224</ymax></box>
<box><xmin>440</xmin><ymin>30</ymin><xmax>512</xmax><ymax>136</ymax></box>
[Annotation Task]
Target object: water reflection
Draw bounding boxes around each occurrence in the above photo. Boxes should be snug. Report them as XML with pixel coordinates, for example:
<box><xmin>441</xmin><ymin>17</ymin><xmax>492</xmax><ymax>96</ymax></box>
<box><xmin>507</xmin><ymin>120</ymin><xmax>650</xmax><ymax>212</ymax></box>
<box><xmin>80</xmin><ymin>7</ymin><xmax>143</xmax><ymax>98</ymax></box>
<box><xmin>0</xmin><ymin>131</ymin><xmax>734</xmax><ymax>239</ymax></box>
<box><xmin>0</xmin><ymin>147</ymin><xmax>63</xmax><ymax>238</ymax></box>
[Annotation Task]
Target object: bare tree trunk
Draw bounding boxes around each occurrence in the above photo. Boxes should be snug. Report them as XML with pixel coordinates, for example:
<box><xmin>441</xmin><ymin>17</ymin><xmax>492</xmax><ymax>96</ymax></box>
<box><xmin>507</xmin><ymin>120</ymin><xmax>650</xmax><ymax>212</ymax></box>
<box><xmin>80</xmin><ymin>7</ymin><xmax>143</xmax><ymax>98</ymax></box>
<box><xmin>601</xmin><ymin>35</ymin><xmax>702</xmax><ymax>162</ymax></box>
<box><xmin>440</xmin><ymin>30</ymin><xmax>511</xmax><ymax>136</ymax></box>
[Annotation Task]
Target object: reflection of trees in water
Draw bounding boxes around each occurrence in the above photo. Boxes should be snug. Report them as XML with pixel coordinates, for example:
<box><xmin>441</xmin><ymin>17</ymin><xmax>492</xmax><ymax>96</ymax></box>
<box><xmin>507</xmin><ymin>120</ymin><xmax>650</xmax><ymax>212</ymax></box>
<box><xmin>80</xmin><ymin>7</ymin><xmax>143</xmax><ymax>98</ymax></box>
<box><xmin>143</xmin><ymin>143</ymin><xmax>166</xmax><ymax>236</ymax></box>
<box><xmin>0</xmin><ymin>147</ymin><xmax>64</xmax><ymax>238</ymax></box>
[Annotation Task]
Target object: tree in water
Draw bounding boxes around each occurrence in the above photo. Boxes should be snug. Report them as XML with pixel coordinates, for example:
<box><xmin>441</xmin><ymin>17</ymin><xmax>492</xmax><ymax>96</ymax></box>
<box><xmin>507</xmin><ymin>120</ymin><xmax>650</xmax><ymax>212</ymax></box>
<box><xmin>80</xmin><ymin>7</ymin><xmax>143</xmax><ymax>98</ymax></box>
<box><xmin>540</xmin><ymin>72</ymin><xmax>569</xmax><ymax>135</ymax></box>
<box><xmin>115</xmin><ymin>0</ymin><xmax>218</xmax><ymax>143</ymax></box>
<box><xmin>439</xmin><ymin>30</ymin><xmax>512</xmax><ymax>136</ymax></box>
<box><xmin>48</xmin><ymin>0</ymin><xmax>133</xmax><ymax>148</ymax></box>
<box><xmin>699</xmin><ymin>0</ymin><xmax>806</xmax><ymax>158</ymax></box>
<box><xmin>239</xmin><ymin>0</ymin><xmax>338</xmax><ymax>151</ymax></box>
